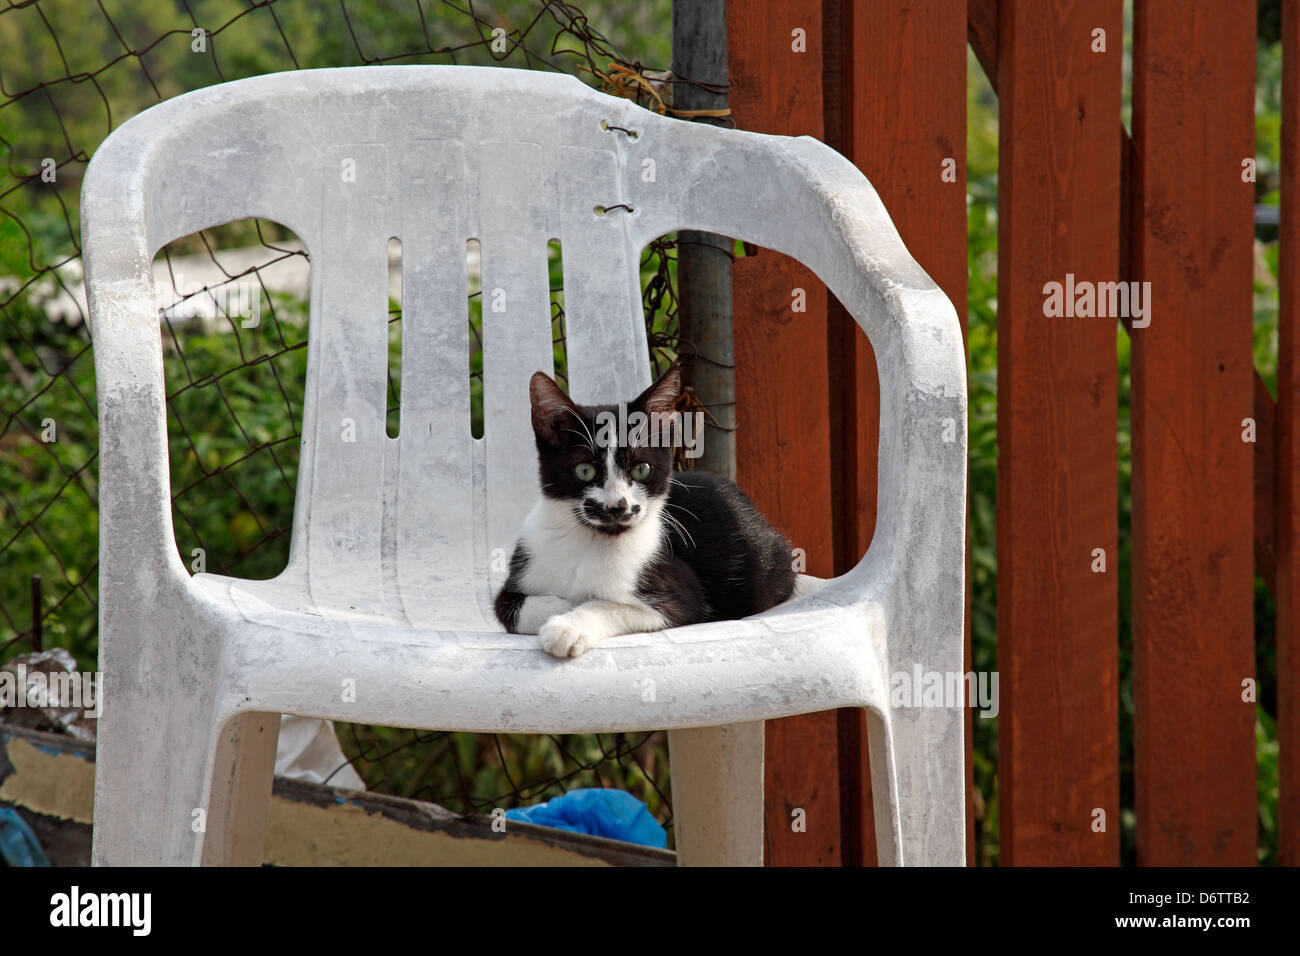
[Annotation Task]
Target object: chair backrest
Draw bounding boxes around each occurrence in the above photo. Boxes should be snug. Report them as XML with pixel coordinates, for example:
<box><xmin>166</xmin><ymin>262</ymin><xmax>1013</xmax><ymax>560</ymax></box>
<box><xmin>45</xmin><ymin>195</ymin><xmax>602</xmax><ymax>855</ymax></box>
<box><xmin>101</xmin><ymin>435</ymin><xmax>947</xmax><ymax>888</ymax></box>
<box><xmin>85</xmin><ymin>67</ymin><xmax>707</xmax><ymax>626</ymax></box>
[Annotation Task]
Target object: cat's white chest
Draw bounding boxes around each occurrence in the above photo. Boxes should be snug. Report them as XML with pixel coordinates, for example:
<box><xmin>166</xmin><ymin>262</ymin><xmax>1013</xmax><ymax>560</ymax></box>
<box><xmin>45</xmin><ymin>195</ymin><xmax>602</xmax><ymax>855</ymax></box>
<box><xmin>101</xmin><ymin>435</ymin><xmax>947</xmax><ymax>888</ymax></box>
<box><xmin>517</xmin><ymin>498</ymin><xmax>661</xmax><ymax>604</ymax></box>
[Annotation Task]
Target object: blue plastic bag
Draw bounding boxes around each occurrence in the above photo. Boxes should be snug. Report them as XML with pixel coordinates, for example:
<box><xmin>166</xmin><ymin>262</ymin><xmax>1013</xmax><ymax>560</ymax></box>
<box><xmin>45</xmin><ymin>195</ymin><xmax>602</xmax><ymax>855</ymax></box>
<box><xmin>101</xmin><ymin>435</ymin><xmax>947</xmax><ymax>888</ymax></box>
<box><xmin>504</xmin><ymin>788</ymin><xmax>666</xmax><ymax>848</ymax></box>
<box><xmin>0</xmin><ymin>808</ymin><xmax>50</xmax><ymax>867</ymax></box>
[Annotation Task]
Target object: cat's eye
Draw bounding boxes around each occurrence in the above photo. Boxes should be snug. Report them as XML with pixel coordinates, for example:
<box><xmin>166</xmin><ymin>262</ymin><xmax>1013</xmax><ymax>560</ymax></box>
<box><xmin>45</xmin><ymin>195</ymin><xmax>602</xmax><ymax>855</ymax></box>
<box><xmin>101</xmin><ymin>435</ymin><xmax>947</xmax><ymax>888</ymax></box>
<box><xmin>574</xmin><ymin>462</ymin><xmax>597</xmax><ymax>482</ymax></box>
<box><xmin>629</xmin><ymin>462</ymin><xmax>652</xmax><ymax>481</ymax></box>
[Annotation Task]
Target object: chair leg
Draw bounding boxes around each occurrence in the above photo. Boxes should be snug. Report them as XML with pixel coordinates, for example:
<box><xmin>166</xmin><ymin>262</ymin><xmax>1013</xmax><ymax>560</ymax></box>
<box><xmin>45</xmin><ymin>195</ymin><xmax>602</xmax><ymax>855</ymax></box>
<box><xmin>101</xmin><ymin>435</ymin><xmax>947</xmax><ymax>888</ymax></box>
<box><xmin>92</xmin><ymin>667</ymin><xmax>208</xmax><ymax>866</ymax></box>
<box><xmin>93</xmin><ymin>688</ymin><xmax>278</xmax><ymax>866</ymax></box>
<box><xmin>667</xmin><ymin>721</ymin><xmax>764</xmax><ymax>866</ymax></box>
<box><xmin>200</xmin><ymin>710</ymin><xmax>280</xmax><ymax>865</ymax></box>
<box><xmin>864</xmin><ymin>706</ymin><xmax>904</xmax><ymax>865</ymax></box>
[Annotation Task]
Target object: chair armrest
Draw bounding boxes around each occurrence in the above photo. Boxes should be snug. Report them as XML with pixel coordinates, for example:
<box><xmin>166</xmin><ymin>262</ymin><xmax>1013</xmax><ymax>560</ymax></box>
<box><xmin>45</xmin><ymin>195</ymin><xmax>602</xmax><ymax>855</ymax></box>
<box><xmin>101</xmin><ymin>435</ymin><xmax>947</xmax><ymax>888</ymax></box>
<box><xmin>780</xmin><ymin>136</ymin><xmax>966</xmax><ymax>600</ymax></box>
<box><xmin>753</xmin><ymin>136</ymin><xmax>967</xmax><ymax>695</ymax></box>
<box><xmin>629</xmin><ymin>126</ymin><xmax>967</xmax><ymax>622</ymax></box>
<box><xmin>81</xmin><ymin>129</ymin><xmax>190</xmax><ymax>594</ymax></box>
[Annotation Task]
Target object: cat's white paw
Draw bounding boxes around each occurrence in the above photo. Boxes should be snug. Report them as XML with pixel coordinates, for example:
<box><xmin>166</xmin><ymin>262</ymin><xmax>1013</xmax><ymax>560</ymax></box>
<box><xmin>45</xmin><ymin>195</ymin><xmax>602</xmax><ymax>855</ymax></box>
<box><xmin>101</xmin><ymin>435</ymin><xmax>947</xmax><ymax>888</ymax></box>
<box><xmin>539</xmin><ymin>615</ymin><xmax>593</xmax><ymax>658</ymax></box>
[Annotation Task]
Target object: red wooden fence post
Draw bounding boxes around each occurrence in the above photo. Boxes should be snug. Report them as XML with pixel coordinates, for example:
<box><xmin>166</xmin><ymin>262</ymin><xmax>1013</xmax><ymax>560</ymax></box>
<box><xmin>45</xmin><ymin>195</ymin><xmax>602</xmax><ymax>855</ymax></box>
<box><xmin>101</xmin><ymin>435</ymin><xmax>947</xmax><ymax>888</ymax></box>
<box><xmin>1130</xmin><ymin>0</ymin><xmax>1258</xmax><ymax>866</ymax></box>
<box><xmin>996</xmin><ymin>0</ymin><xmax>1122</xmax><ymax>865</ymax></box>
<box><xmin>727</xmin><ymin>0</ymin><xmax>843</xmax><ymax>866</ymax></box>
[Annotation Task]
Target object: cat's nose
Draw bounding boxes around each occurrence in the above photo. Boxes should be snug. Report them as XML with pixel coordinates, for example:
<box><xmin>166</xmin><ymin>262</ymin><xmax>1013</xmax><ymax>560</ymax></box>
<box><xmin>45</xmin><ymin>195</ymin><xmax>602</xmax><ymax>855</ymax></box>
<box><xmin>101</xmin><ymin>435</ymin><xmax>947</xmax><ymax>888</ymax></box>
<box><xmin>607</xmin><ymin>498</ymin><xmax>629</xmax><ymax>517</ymax></box>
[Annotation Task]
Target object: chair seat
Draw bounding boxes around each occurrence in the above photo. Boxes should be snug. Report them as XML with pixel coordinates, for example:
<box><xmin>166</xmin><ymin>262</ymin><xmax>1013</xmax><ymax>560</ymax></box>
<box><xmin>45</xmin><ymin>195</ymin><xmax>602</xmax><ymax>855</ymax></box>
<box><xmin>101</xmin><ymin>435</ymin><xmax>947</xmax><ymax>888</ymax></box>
<box><xmin>188</xmin><ymin>571</ymin><xmax>885</xmax><ymax>735</ymax></box>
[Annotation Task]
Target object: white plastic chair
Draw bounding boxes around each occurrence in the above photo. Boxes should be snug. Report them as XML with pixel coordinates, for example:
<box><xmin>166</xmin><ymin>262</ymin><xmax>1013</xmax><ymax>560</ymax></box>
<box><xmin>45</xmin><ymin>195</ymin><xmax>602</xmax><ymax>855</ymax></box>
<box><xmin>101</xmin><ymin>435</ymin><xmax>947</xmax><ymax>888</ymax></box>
<box><xmin>83</xmin><ymin>66</ymin><xmax>967</xmax><ymax>866</ymax></box>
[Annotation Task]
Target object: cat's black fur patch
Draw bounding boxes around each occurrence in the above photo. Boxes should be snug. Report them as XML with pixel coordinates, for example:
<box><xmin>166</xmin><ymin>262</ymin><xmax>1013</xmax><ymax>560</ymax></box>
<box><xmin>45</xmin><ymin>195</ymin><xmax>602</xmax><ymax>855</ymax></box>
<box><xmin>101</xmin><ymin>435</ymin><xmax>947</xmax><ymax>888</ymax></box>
<box><xmin>652</xmin><ymin>471</ymin><xmax>795</xmax><ymax>622</ymax></box>
<box><xmin>636</xmin><ymin>553</ymin><xmax>708</xmax><ymax>626</ymax></box>
<box><xmin>493</xmin><ymin>543</ymin><xmax>530</xmax><ymax>632</ymax></box>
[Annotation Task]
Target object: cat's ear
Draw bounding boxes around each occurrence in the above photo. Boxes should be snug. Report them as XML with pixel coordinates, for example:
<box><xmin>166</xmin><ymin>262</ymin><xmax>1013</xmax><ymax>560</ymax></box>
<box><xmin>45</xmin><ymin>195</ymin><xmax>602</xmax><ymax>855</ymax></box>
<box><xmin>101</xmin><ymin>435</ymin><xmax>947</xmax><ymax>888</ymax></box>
<box><xmin>636</xmin><ymin>360</ymin><xmax>681</xmax><ymax>416</ymax></box>
<box><xmin>530</xmin><ymin>371</ymin><xmax>579</xmax><ymax>443</ymax></box>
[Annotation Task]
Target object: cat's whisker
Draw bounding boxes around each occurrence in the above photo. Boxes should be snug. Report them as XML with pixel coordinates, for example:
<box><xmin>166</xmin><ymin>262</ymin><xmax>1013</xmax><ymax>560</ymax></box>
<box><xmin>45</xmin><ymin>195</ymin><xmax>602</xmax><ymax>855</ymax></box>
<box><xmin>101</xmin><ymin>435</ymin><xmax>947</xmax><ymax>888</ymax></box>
<box><xmin>661</xmin><ymin>510</ymin><xmax>696</xmax><ymax>549</ymax></box>
<box><xmin>667</xmin><ymin>477</ymin><xmax>703</xmax><ymax>508</ymax></box>
<box><xmin>562</xmin><ymin>405</ymin><xmax>597</xmax><ymax>452</ymax></box>
<box><xmin>560</xmin><ymin>426</ymin><xmax>596</xmax><ymax>452</ymax></box>
<box><xmin>665</xmin><ymin>500</ymin><xmax>701</xmax><ymax>523</ymax></box>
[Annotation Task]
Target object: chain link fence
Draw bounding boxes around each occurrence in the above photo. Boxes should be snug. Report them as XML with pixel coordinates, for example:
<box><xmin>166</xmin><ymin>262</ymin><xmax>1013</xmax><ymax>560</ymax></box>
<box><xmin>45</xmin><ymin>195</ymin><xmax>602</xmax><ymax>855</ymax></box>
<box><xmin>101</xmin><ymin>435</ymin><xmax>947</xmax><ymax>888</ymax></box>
<box><xmin>1</xmin><ymin>0</ymin><xmax>726</xmax><ymax>842</ymax></box>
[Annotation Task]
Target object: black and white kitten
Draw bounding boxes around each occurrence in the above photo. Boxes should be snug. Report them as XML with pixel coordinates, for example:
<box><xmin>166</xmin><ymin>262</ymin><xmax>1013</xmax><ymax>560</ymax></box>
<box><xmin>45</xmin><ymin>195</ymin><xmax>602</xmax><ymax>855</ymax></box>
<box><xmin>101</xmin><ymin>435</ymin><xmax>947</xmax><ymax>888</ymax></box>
<box><xmin>494</xmin><ymin>362</ymin><xmax>796</xmax><ymax>657</ymax></box>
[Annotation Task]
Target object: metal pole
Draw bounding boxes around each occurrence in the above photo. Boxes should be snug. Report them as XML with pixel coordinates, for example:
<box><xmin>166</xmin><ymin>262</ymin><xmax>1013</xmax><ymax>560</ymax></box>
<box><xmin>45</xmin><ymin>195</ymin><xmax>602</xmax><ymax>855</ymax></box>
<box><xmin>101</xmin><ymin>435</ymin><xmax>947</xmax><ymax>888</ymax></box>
<box><xmin>672</xmin><ymin>0</ymin><xmax>734</xmax><ymax>479</ymax></box>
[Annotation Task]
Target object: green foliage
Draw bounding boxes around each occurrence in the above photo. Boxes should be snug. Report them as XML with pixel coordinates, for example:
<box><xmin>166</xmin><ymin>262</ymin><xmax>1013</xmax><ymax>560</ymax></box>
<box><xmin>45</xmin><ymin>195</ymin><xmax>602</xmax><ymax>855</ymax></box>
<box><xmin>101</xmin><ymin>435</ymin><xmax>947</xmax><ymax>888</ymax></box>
<box><xmin>1250</xmin><ymin>37</ymin><xmax>1283</xmax><ymax>868</ymax></box>
<box><xmin>0</xmin><ymin>293</ymin><xmax>98</xmax><ymax>654</ymax></box>
<box><xmin>965</xmin><ymin>49</ymin><xmax>1000</xmax><ymax>866</ymax></box>
<box><xmin>161</xmin><ymin>286</ymin><xmax>309</xmax><ymax>580</ymax></box>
